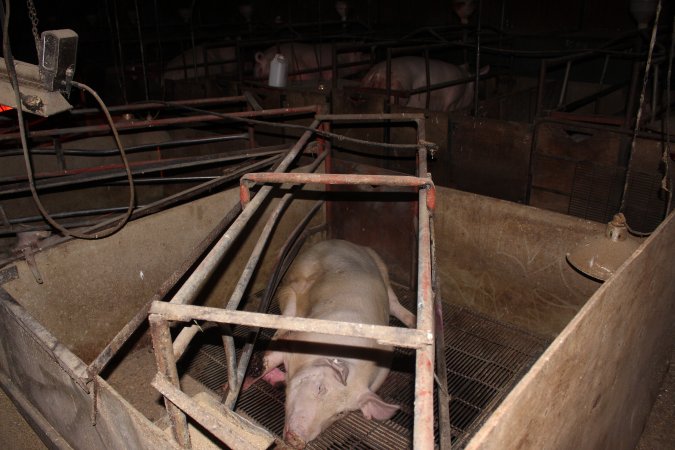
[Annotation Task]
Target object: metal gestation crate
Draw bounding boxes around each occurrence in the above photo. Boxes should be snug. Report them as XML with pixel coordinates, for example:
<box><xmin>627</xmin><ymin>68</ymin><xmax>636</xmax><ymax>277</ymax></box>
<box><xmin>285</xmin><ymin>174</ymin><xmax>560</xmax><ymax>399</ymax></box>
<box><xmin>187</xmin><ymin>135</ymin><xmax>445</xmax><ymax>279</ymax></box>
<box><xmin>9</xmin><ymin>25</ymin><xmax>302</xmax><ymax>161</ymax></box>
<box><xmin>145</xmin><ymin>112</ymin><xmax>439</xmax><ymax>449</ymax></box>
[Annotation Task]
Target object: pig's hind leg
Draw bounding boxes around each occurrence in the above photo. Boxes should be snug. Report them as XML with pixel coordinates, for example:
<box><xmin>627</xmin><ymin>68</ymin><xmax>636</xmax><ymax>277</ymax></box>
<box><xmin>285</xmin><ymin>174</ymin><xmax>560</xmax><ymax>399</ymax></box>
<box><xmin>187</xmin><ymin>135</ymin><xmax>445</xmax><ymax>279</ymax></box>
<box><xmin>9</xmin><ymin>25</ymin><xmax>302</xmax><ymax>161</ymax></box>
<box><xmin>366</xmin><ymin>248</ymin><xmax>417</xmax><ymax>328</ymax></box>
<box><xmin>387</xmin><ymin>285</ymin><xmax>417</xmax><ymax>329</ymax></box>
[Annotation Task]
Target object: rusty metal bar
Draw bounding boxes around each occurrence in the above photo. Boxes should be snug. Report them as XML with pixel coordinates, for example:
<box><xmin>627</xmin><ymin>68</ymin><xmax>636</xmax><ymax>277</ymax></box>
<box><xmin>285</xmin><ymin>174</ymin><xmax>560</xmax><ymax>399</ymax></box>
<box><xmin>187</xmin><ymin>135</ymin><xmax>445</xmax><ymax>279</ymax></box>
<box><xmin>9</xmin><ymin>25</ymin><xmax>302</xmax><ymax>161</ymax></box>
<box><xmin>150</xmin><ymin>301</ymin><xmax>432</xmax><ymax>349</ymax></box>
<box><xmin>0</xmin><ymin>105</ymin><xmax>319</xmax><ymax>142</ymax></box>
<box><xmin>70</xmin><ymin>96</ymin><xmax>248</xmax><ymax>116</ymax></box>
<box><xmin>595</xmin><ymin>54</ymin><xmax>611</xmax><ymax>114</ymax></box>
<box><xmin>224</xmin><ymin>206</ymin><xmax>326</xmax><ymax>410</ymax></box>
<box><xmin>0</xmin><ymin>155</ymin><xmax>281</xmax><ymax>268</ymax></box>
<box><xmin>149</xmin><ymin>315</ymin><xmax>191</xmax><ymax>448</ymax></box>
<box><xmin>0</xmin><ymin>147</ymin><xmax>285</xmax><ymax>196</ymax></box>
<box><xmin>152</xmin><ymin>373</ymin><xmax>276</xmax><ymax>449</ymax></box>
<box><xmin>239</xmin><ymin>172</ymin><xmax>435</xmax><ymax>210</ymax></box>
<box><xmin>225</xmin><ymin>153</ymin><xmax>328</xmax><ymax>314</ymax></box>
<box><xmin>432</xmin><ymin>214</ymin><xmax>452</xmax><ymax>450</ymax></box>
<box><xmin>414</xmin><ymin>137</ymin><xmax>435</xmax><ymax>450</ymax></box>
<box><xmin>424</xmin><ymin>49</ymin><xmax>431</xmax><ymax>110</ymax></box>
<box><xmin>169</xmin><ymin>124</ymin><xmax>323</xmax><ymax>356</ymax></box>
<box><xmin>168</xmin><ymin>119</ymin><xmax>320</xmax><ymax>308</ymax></box>
<box><xmin>536</xmin><ymin>60</ymin><xmax>548</xmax><ymax>117</ymax></box>
<box><xmin>316</xmin><ymin>113</ymin><xmax>425</xmax><ymax>122</ymax></box>
<box><xmin>0</xmin><ymin>133</ymin><xmax>251</xmax><ymax>158</ymax></box>
<box><xmin>145</xmin><ymin>113</ymin><xmax>437</xmax><ymax>448</ymax></box>
<box><xmin>557</xmin><ymin>60</ymin><xmax>573</xmax><ymax>108</ymax></box>
<box><xmin>219</xmin><ymin>152</ymin><xmax>327</xmax><ymax>397</ymax></box>
<box><xmin>557</xmin><ymin>81</ymin><xmax>629</xmax><ymax>113</ymax></box>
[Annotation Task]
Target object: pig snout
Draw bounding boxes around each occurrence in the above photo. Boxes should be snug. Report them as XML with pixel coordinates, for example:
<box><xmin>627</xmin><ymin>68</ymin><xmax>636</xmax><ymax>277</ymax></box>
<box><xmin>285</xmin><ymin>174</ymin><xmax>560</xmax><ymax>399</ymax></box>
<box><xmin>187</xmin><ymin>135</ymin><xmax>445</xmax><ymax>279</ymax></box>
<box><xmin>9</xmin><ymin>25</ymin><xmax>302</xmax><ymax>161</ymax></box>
<box><xmin>284</xmin><ymin>426</ymin><xmax>308</xmax><ymax>449</ymax></box>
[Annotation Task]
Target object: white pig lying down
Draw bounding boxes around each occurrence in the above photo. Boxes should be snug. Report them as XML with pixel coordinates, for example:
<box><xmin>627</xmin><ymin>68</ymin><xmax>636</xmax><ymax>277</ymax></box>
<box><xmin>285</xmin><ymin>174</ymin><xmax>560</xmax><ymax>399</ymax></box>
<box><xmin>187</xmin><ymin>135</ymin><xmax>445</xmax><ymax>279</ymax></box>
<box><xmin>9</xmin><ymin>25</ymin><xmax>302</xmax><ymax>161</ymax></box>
<box><xmin>243</xmin><ymin>239</ymin><xmax>416</xmax><ymax>448</ymax></box>
<box><xmin>360</xmin><ymin>56</ymin><xmax>489</xmax><ymax>112</ymax></box>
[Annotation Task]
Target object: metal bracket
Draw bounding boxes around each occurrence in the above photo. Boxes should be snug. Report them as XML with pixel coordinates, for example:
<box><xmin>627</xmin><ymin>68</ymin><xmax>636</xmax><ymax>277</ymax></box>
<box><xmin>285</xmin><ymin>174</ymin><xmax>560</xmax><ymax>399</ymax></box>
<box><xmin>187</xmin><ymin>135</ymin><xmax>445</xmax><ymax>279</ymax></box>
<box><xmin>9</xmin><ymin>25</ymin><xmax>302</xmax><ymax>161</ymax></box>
<box><xmin>22</xmin><ymin>247</ymin><xmax>44</xmax><ymax>284</ymax></box>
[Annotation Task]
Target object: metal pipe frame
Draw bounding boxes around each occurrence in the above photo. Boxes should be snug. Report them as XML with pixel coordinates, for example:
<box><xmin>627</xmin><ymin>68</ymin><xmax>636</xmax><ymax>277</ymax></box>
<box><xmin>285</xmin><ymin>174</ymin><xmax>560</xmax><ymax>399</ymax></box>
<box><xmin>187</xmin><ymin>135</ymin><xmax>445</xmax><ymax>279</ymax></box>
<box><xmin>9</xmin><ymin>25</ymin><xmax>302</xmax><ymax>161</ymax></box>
<box><xmin>0</xmin><ymin>105</ymin><xmax>319</xmax><ymax>142</ymax></box>
<box><xmin>0</xmin><ymin>154</ymin><xmax>282</xmax><ymax>267</ymax></box>
<box><xmin>147</xmin><ymin>113</ymin><xmax>436</xmax><ymax>449</ymax></box>
<box><xmin>224</xmin><ymin>207</ymin><xmax>326</xmax><ymax>410</ymax></box>
<box><xmin>0</xmin><ymin>133</ymin><xmax>250</xmax><ymax>158</ymax></box>
<box><xmin>534</xmin><ymin>39</ymin><xmax>661</xmax><ymax>118</ymax></box>
<box><xmin>239</xmin><ymin>172</ymin><xmax>436</xmax><ymax>211</ymax></box>
<box><xmin>69</xmin><ymin>96</ymin><xmax>247</xmax><ymax>116</ymax></box>
<box><xmin>0</xmin><ymin>146</ymin><xmax>285</xmax><ymax>195</ymax></box>
<box><xmin>220</xmin><ymin>151</ymin><xmax>328</xmax><ymax>401</ymax></box>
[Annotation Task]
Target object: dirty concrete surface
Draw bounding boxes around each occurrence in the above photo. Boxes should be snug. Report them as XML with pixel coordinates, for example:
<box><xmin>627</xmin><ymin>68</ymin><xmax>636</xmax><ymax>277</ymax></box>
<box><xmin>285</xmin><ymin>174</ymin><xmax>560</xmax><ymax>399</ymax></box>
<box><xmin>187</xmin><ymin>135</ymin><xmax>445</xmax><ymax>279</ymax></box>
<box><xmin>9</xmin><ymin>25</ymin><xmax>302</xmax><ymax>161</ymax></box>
<box><xmin>0</xmin><ymin>387</ymin><xmax>46</xmax><ymax>450</ymax></box>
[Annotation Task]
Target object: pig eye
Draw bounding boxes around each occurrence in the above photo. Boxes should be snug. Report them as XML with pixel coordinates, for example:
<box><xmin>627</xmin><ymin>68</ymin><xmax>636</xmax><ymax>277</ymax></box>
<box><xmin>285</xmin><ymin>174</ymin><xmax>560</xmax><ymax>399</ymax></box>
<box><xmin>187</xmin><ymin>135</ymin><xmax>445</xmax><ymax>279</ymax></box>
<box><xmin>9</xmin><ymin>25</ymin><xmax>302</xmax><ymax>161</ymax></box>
<box><xmin>317</xmin><ymin>383</ymin><xmax>327</xmax><ymax>397</ymax></box>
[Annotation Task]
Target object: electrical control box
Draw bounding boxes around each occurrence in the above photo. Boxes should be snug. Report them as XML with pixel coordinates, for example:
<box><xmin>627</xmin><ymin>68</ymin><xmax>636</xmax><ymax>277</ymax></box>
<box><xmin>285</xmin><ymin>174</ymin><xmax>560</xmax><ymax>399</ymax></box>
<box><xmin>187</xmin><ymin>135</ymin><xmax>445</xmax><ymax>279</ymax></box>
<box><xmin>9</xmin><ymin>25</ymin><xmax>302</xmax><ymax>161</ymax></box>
<box><xmin>39</xmin><ymin>29</ymin><xmax>78</xmax><ymax>97</ymax></box>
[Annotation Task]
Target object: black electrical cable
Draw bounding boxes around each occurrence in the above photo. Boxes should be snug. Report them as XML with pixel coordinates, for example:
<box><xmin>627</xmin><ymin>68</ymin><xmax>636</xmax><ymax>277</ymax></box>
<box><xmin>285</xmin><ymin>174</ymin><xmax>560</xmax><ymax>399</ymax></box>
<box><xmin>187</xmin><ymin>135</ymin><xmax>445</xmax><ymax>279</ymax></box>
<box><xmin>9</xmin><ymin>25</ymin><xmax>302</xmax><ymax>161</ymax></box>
<box><xmin>1</xmin><ymin>0</ymin><xmax>135</xmax><ymax>239</ymax></box>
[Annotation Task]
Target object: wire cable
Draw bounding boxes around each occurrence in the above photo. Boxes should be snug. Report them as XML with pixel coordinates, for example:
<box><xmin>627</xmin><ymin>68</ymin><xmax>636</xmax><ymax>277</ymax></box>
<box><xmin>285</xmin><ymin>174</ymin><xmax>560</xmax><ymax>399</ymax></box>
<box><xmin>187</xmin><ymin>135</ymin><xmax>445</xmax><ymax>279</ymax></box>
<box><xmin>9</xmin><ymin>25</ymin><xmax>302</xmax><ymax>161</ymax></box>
<box><xmin>2</xmin><ymin>0</ymin><xmax>135</xmax><ymax>239</ymax></box>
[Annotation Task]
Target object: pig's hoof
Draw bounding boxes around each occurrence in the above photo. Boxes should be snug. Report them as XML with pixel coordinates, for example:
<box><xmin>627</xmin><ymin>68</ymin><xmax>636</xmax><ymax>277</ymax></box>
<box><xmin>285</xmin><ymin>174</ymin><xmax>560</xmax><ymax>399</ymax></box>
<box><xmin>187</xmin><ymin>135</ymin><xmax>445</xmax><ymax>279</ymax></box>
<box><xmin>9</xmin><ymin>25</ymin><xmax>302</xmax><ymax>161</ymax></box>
<box><xmin>248</xmin><ymin>353</ymin><xmax>265</xmax><ymax>378</ymax></box>
<box><xmin>284</xmin><ymin>431</ymin><xmax>307</xmax><ymax>449</ymax></box>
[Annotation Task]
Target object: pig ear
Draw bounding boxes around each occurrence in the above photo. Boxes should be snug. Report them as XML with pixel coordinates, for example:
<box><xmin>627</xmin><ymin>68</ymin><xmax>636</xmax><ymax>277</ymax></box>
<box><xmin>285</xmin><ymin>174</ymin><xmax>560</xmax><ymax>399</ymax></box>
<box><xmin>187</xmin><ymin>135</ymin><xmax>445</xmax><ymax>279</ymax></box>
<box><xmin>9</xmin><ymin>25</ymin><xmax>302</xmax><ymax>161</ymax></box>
<box><xmin>358</xmin><ymin>391</ymin><xmax>399</xmax><ymax>421</ymax></box>
<box><xmin>255</xmin><ymin>52</ymin><xmax>264</xmax><ymax>63</ymax></box>
<box><xmin>479</xmin><ymin>64</ymin><xmax>490</xmax><ymax>75</ymax></box>
<box><xmin>315</xmin><ymin>358</ymin><xmax>349</xmax><ymax>386</ymax></box>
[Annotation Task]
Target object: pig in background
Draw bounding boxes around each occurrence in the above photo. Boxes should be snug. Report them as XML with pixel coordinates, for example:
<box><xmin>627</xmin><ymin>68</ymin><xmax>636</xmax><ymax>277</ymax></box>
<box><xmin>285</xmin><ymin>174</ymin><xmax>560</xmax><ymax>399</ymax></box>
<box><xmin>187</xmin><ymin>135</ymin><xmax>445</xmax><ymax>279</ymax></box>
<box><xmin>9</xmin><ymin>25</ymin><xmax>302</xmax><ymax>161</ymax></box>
<box><xmin>360</xmin><ymin>56</ymin><xmax>489</xmax><ymax>112</ymax></box>
<box><xmin>163</xmin><ymin>45</ymin><xmax>237</xmax><ymax>81</ymax></box>
<box><xmin>452</xmin><ymin>0</ymin><xmax>477</xmax><ymax>25</ymax></box>
<box><xmin>244</xmin><ymin>239</ymin><xmax>416</xmax><ymax>448</ymax></box>
<box><xmin>254</xmin><ymin>42</ymin><xmax>367</xmax><ymax>82</ymax></box>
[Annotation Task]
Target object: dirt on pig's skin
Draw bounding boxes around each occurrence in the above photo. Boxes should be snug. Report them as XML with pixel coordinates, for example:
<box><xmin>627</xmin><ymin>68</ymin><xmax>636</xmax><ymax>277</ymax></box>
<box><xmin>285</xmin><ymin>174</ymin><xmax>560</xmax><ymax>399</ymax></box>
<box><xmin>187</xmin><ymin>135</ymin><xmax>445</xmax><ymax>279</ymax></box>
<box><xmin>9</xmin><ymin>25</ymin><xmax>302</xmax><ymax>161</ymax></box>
<box><xmin>248</xmin><ymin>351</ymin><xmax>265</xmax><ymax>378</ymax></box>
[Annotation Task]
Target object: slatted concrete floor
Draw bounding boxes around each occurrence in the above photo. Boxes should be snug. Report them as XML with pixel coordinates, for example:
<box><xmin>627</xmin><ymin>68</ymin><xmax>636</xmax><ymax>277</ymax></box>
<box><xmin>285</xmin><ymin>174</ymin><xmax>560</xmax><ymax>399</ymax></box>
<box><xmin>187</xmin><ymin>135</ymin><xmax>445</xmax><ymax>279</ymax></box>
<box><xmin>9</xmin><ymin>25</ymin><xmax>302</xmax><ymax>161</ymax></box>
<box><xmin>181</xmin><ymin>286</ymin><xmax>550</xmax><ymax>448</ymax></box>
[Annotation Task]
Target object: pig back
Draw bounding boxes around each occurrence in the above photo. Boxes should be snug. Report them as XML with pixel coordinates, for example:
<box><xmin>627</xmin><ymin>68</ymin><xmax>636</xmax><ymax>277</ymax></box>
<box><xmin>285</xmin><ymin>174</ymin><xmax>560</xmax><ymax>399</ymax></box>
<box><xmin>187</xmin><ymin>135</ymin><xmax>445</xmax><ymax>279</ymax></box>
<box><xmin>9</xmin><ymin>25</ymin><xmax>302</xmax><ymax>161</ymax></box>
<box><xmin>282</xmin><ymin>239</ymin><xmax>391</xmax><ymax>326</ymax></box>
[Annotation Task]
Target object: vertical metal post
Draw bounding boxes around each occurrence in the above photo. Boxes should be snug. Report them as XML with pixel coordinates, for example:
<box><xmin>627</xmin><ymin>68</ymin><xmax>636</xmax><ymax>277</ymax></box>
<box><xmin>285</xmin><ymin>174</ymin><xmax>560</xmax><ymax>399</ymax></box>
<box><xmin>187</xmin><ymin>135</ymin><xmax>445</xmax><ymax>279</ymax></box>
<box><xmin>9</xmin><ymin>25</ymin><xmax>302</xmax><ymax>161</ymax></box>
<box><xmin>557</xmin><ymin>60</ymin><xmax>572</xmax><ymax>108</ymax></box>
<box><xmin>385</xmin><ymin>48</ymin><xmax>393</xmax><ymax>113</ymax></box>
<box><xmin>595</xmin><ymin>54</ymin><xmax>611</xmax><ymax>114</ymax></box>
<box><xmin>109</xmin><ymin>0</ymin><xmax>128</xmax><ymax>103</ymax></box>
<box><xmin>203</xmin><ymin>45</ymin><xmax>210</xmax><ymax>79</ymax></box>
<box><xmin>424</xmin><ymin>49</ymin><xmax>431</xmax><ymax>110</ymax></box>
<box><xmin>535</xmin><ymin>60</ymin><xmax>547</xmax><ymax>117</ymax></box>
<box><xmin>414</xmin><ymin>122</ymin><xmax>435</xmax><ymax>449</ymax></box>
<box><xmin>332</xmin><ymin>43</ymin><xmax>339</xmax><ymax>90</ymax></box>
<box><xmin>153</xmin><ymin>0</ymin><xmax>163</xmax><ymax>79</ymax></box>
<box><xmin>651</xmin><ymin>64</ymin><xmax>659</xmax><ymax>125</ymax></box>
<box><xmin>473</xmin><ymin>0</ymin><xmax>483</xmax><ymax>117</ymax></box>
<box><xmin>133</xmin><ymin>0</ymin><xmax>150</xmax><ymax>101</ymax></box>
<box><xmin>53</xmin><ymin>138</ymin><xmax>65</xmax><ymax>172</ymax></box>
<box><xmin>149</xmin><ymin>315</ymin><xmax>191</xmax><ymax>448</ymax></box>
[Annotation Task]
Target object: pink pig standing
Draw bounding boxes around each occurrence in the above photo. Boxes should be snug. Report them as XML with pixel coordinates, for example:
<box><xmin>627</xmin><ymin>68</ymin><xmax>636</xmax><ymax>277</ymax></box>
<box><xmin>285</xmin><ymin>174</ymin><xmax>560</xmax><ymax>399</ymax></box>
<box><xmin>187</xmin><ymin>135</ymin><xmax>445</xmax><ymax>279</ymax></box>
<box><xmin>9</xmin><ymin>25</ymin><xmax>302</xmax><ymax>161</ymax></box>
<box><xmin>361</xmin><ymin>56</ymin><xmax>489</xmax><ymax>112</ymax></box>
<box><xmin>254</xmin><ymin>43</ymin><xmax>366</xmax><ymax>81</ymax></box>
<box><xmin>246</xmin><ymin>239</ymin><xmax>416</xmax><ymax>448</ymax></box>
